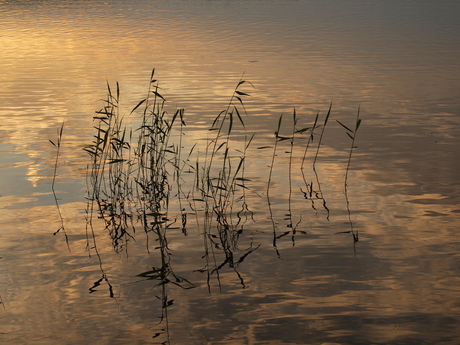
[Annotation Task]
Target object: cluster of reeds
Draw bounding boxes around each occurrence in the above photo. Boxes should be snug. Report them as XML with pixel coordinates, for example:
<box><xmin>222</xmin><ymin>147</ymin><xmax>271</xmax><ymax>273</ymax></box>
<box><xmin>264</xmin><ymin>102</ymin><xmax>361</xmax><ymax>252</ymax></box>
<box><xmin>79</xmin><ymin>69</ymin><xmax>362</xmax><ymax>280</ymax></box>
<box><xmin>265</xmin><ymin>105</ymin><xmax>332</xmax><ymax>254</ymax></box>
<box><xmin>52</xmin><ymin>70</ymin><xmax>362</xmax><ymax>284</ymax></box>
<box><xmin>185</xmin><ymin>78</ymin><xmax>261</xmax><ymax>290</ymax></box>
<box><xmin>50</xmin><ymin>69</ymin><xmax>362</xmax><ymax>343</ymax></box>
<box><xmin>83</xmin><ymin>70</ymin><xmax>193</xmax><ymax>299</ymax></box>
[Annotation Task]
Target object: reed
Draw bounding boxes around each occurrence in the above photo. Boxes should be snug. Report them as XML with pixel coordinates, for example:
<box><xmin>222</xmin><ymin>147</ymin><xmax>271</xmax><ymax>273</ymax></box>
<box><xmin>337</xmin><ymin>107</ymin><xmax>362</xmax><ymax>245</ymax></box>
<box><xmin>312</xmin><ymin>103</ymin><xmax>332</xmax><ymax>219</ymax></box>
<box><xmin>265</xmin><ymin>112</ymin><xmax>284</xmax><ymax>256</ymax></box>
<box><xmin>49</xmin><ymin>121</ymin><xmax>70</xmax><ymax>250</ymax></box>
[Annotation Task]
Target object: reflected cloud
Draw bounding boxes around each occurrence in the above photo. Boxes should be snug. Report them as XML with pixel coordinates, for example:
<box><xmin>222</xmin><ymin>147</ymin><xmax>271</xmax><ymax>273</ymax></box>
<box><xmin>1</xmin><ymin>0</ymin><xmax>460</xmax><ymax>343</ymax></box>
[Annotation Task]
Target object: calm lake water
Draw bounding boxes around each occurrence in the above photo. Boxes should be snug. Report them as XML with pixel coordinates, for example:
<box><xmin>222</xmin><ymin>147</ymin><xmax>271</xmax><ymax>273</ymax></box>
<box><xmin>1</xmin><ymin>0</ymin><xmax>460</xmax><ymax>344</ymax></box>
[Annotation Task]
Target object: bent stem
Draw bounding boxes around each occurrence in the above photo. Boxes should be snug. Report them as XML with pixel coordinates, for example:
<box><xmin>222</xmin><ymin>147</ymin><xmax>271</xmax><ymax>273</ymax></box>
<box><xmin>49</xmin><ymin>121</ymin><xmax>70</xmax><ymax>251</ymax></box>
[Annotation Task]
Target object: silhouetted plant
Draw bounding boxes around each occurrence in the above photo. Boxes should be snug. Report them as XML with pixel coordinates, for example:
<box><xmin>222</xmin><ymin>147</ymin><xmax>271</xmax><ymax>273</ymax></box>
<box><xmin>49</xmin><ymin>121</ymin><xmax>70</xmax><ymax>249</ymax></box>
<box><xmin>51</xmin><ymin>68</ymin><xmax>363</xmax><ymax>301</ymax></box>
<box><xmin>336</xmin><ymin>107</ymin><xmax>362</xmax><ymax>246</ymax></box>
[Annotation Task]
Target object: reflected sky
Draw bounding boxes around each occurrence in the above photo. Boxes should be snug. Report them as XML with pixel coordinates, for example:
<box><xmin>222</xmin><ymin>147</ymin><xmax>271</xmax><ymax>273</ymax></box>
<box><xmin>1</xmin><ymin>0</ymin><xmax>460</xmax><ymax>344</ymax></box>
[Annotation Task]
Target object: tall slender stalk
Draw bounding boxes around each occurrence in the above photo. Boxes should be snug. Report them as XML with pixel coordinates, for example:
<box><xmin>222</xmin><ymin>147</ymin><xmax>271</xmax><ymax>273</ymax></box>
<box><xmin>49</xmin><ymin>121</ymin><xmax>70</xmax><ymax>250</ymax></box>
<box><xmin>287</xmin><ymin>109</ymin><xmax>297</xmax><ymax>232</ymax></box>
<box><xmin>312</xmin><ymin>103</ymin><xmax>332</xmax><ymax>219</ymax></box>
<box><xmin>337</xmin><ymin>106</ymin><xmax>362</xmax><ymax>245</ymax></box>
<box><xmin>266</xmin><ymin>113</ymin><xmax>284</xmax><ymax>256</ymax></box>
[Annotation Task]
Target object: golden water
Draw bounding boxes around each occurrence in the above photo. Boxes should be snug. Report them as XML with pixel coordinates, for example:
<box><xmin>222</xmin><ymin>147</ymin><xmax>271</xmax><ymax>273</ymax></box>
<box><xmin>1</xmin><ymin>0</ymin><xmax>459</xmax><ymax>344</ymax></box>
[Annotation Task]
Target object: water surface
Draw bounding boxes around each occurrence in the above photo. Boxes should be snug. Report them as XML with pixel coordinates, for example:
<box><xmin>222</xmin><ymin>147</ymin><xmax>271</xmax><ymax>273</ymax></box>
<box><xmin>1</xmin><ymin>0</ymin><xmax>459</xmax><ymax>344</ymax></box>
